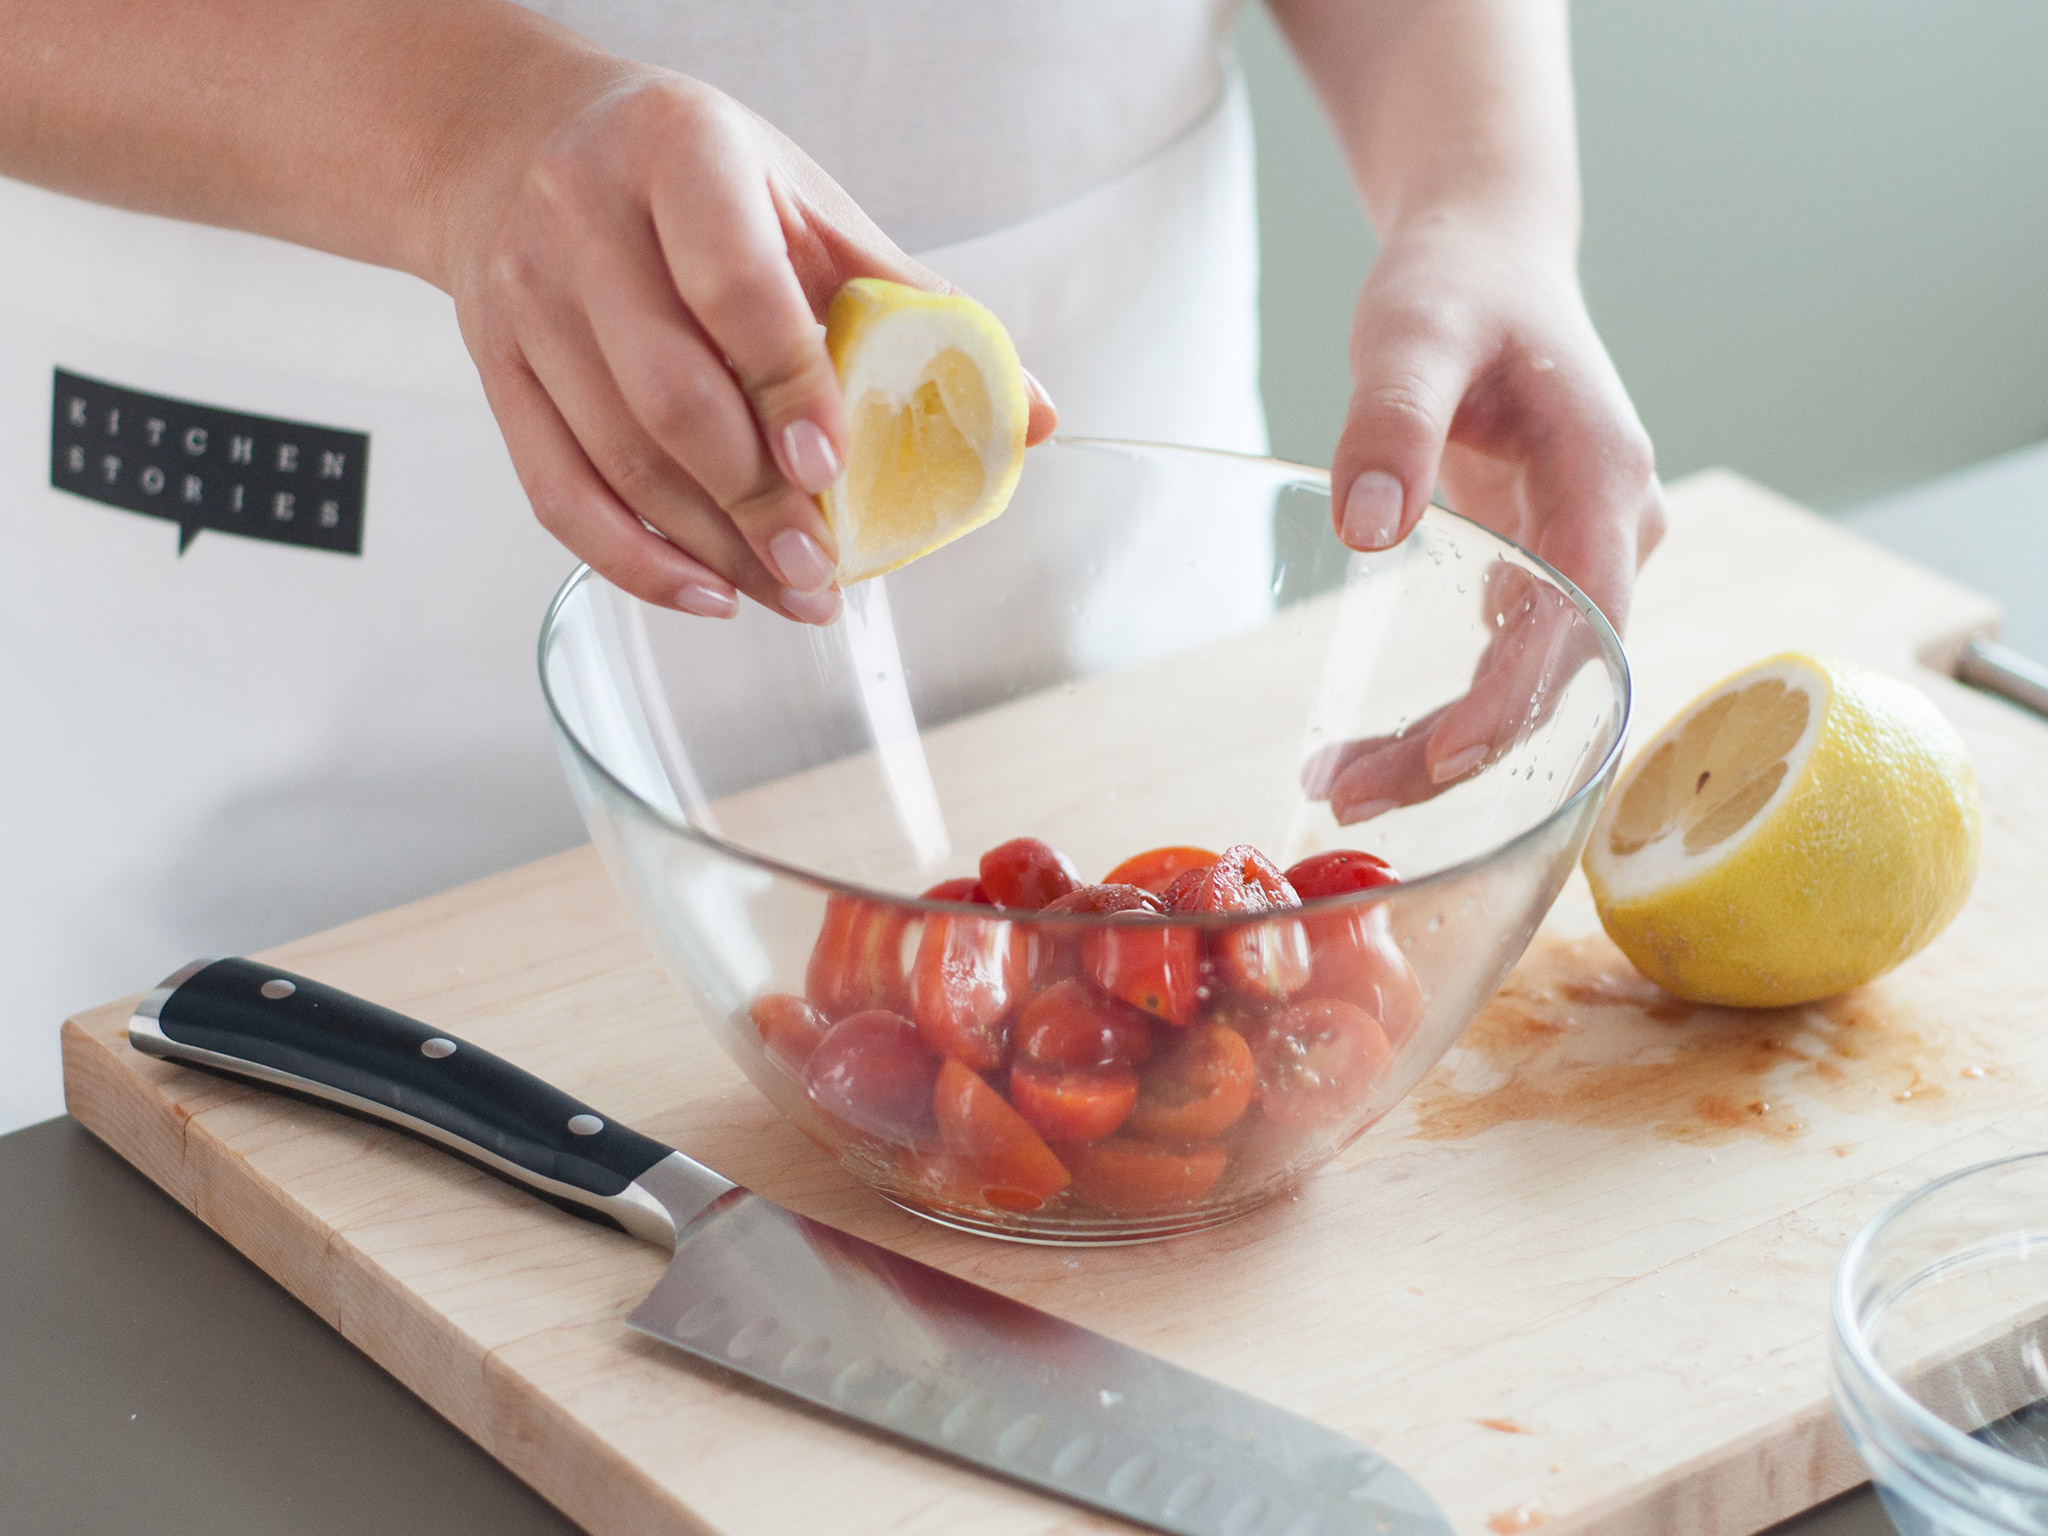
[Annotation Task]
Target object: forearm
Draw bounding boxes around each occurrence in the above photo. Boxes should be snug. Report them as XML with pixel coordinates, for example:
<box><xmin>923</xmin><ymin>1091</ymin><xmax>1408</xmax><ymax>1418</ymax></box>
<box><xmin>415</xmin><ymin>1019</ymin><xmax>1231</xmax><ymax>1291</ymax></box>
<box><xmin>0</xmin><ymin>0</ymin><xmax>624</xmax><ymax>286</ymax></box>
<box><xmin>1263</xmin><ymin>0</ymin><xmax>1579</xmax><ymax>258</ymax></box>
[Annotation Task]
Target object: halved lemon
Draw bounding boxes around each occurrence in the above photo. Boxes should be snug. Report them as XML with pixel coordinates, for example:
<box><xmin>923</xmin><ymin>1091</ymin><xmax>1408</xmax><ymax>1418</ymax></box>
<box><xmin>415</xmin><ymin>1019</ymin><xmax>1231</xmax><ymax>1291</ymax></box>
<box><xmin>1584</xmin><ymin>653</ymin><xmax>1980</xmax><ymax>1007</ymax></box>
<box><xmin>821</xmin><ymin>278</ymin><xmax>1029</xmax><ymax>585</ymax></box>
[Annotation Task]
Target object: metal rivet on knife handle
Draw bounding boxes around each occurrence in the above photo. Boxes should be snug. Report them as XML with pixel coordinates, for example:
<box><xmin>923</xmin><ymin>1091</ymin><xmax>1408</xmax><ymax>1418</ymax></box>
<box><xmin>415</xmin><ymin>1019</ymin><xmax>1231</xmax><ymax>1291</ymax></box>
<box><xmin>420</xmin><ymin>1037</ymin><xmax>456</xmax><ymax>1058</ymax></box>
<box><xmin>259</xmin><ymin>978</ymin><xmax>295</xmax><ymax>999</ymax></box>
<box><xmin>566</xmin><ymin>1113</ymin><xmax>604</xmax><ymax>1136</ymax></box>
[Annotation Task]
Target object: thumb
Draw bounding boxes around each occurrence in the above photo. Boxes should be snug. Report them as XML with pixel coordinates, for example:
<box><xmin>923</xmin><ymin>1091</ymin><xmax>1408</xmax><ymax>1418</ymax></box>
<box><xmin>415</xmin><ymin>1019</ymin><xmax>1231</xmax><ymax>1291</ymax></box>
<box><xmin>1330</xmin><ymin>313</ymin><xmax>1475</xmax><ymax>553</ymax></box>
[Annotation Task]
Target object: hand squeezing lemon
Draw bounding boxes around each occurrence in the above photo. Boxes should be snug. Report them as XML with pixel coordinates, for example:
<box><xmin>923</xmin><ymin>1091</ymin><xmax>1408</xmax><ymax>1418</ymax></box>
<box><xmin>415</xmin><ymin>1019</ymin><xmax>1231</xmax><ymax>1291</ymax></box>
<box><xmin>1585</xmin><ymin>653</ymin><xmax>1980</xmax><ymax>1007</ymax></box>
<box><xmin>820</xmin><ymin>279</ymin><xmax>1031</xmax><ymax>584</ymax></box>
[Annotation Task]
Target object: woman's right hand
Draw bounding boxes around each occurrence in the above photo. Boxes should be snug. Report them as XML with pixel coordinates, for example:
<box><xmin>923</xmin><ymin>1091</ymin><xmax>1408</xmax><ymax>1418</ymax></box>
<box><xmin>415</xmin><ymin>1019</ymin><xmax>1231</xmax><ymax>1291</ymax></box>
<box><xmin>437</xmin><ymin>60</ymin><xmax>1055</xmax><ymax>624</ymax></box>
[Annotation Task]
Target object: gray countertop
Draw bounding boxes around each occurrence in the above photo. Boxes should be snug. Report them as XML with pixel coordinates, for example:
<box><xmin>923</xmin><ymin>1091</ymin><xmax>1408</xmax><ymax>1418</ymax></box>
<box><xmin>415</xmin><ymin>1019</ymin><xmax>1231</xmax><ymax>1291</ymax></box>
<box><xmin>0</xmin><ymin>1113</ymin><xmax>1892</xmax><ymax>1534</ymax></box>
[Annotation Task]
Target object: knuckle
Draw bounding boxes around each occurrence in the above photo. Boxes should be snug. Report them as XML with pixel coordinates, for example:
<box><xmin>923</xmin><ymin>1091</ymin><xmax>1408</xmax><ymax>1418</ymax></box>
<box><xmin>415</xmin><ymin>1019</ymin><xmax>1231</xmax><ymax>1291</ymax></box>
<box><xmin>695</xmin><ymin>261</ymin><xmax>793</xmax><ymax>333</ymax></box>
<box><xmin>1614</xmin><ymin>426</ymin><xmax>1658</xmax><ymax>484</ymax></box>
<box><xmin>745</xmin><ymin>348</ymin><xmax>834</xmax><ymax>426</ymax></box>
<box><xmin>724</xmin><ymin>473</ymin><xmax>799</xmax><ymax>529</ymax></box>
<box><xmin>483</xmin><ymin>245</ymin><xmax>542</xmax><ymax>310</ymax></box>
<box><xmin>1637</xmin><ymin>492</ymin><xmax>1671</xmax><ymax>558</ymax></box>
<box><xmin>597</xmin><ymin>439</ymin><xmax>670</xmax><ymax>507</ymax></box>
<box><xmin>1356</xmin><ymin>374</ymin><xmax>1444</xmax><ymax>441</ymax></box>
<box><xmin>633</xmin><ymin>359</ymin><xmax>728</xmax><ymax>445</ymax></box>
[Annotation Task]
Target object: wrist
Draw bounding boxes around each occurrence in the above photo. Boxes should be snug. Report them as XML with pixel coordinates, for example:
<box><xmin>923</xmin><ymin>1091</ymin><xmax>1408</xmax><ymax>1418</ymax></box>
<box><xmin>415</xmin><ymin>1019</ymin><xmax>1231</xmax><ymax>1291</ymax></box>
<box><xmin>1374</xmin><ymin>182</ymin><xmax>1580</xmax><ymax>277</ymax></box>
<box><xmin>405</xmin><ymin>20</ymin><xmax>644</xmax><ymax>293</ymax></box>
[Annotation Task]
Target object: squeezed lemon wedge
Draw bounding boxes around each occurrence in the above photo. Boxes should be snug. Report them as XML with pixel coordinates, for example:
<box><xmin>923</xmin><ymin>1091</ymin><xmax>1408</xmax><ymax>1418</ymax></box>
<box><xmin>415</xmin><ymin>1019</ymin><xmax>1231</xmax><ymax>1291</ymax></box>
<box><xmin>821</xmin><ymin>278</ymin><xmax>1029</xmax><ymax>585</ymax></box>
<box><xmin>1584</xmin><ymin>653</ymin><xmax>1980</xmax><ymax>1007</ymax></box>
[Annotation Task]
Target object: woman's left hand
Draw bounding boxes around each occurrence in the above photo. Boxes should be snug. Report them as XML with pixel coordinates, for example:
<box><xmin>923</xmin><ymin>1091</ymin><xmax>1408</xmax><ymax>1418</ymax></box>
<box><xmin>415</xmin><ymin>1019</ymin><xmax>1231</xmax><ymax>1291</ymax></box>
<box><xmin>1309</xmin><ymin>217</ymin><xmax>1667</xmax><ymax>823</ymax></box>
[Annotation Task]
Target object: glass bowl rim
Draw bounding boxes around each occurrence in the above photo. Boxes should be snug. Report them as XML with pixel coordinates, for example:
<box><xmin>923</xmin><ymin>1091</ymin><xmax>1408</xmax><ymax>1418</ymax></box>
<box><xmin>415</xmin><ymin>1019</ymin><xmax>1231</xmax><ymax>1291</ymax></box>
<box><xmin>536</xmin><ymin>436</ymin><xmax>1633</xmax><ymax>928</ymax></box>
<box><xmin>1831</xmin><ymin>1147</ymin><xmax>2048</xmax><ymax>1495</ymax></box>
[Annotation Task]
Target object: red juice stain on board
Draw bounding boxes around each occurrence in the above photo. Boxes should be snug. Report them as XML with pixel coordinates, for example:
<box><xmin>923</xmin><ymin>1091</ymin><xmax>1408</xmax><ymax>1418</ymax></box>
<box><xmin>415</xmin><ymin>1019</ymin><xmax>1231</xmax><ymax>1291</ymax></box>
<box><xmin>1408</xmin><ymin>935</ymin><xmax>1992</xmax><ymax>1145</ymax></box>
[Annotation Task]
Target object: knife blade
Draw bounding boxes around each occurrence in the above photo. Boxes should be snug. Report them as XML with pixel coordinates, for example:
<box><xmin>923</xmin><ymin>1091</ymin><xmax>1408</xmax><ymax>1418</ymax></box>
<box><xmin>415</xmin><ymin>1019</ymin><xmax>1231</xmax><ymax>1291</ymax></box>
<box><xmin>129</xmin><ymin>957</ymin><xmax>1449</xmax><ymax>1536</ymax></box>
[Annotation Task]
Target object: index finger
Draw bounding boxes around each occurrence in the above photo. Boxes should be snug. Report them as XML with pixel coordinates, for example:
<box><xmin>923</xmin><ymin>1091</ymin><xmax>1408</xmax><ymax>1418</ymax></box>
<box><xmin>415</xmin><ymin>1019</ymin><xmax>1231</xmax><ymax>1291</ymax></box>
<box><xmin>648</xmin><ymin>134</ymin><xmax>846</xmax><ymax>502</ymax></box>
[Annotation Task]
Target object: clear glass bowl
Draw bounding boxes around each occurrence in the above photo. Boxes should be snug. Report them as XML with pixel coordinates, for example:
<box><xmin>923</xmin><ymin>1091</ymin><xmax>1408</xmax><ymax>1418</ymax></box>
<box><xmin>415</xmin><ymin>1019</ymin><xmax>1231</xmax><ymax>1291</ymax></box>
<box><xmin>1833</xmin><ymin>1151</ymin><xmax>2048</xmax><ymax>1534</ymax></box>
<box><xmin>539</xmin><ymin>439</ymin><xmax>1629</xmax><ymax>1242</ymax></box>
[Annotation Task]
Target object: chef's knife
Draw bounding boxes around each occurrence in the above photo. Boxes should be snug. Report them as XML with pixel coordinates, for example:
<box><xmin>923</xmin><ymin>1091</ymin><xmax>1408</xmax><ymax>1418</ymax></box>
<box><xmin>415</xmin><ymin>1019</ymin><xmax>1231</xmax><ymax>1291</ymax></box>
<box><xmin>130</xmin><ymin>957</ymin><xmax>1449</xmax><ymax>1536</ymax></box>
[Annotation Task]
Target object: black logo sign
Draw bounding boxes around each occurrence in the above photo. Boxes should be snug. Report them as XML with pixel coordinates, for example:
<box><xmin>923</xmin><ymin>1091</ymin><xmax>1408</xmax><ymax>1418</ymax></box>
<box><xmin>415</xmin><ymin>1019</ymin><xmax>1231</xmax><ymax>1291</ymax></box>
<box><xmin>50</xmin><ymin>369</ymin><xmax>369</xmax><ymax>556</ymax></box>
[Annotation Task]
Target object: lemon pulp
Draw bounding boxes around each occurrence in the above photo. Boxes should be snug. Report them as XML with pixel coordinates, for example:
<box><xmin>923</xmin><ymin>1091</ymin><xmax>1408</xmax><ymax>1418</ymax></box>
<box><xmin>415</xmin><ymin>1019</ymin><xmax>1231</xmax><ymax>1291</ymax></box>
<box><xmin>822</xmin><ymin>280</ymin><xmax>1028</xmax><ymax>585</ymax></box>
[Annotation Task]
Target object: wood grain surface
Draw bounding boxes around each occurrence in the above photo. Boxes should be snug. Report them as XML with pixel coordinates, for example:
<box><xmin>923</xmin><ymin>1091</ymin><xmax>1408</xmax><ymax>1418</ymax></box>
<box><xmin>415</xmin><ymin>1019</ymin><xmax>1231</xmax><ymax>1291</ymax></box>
<box><xmin>62</xmin><ymin>471</ymin><xmax>2048</xmax><ymax>1536</ymax></box>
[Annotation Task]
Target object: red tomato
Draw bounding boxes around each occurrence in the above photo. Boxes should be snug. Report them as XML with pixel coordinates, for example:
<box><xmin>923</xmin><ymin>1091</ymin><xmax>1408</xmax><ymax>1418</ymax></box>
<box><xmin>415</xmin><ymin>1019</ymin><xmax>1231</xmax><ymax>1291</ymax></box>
<box><xmin>1039</xmin><ymin>884</ymin><xmax>1200</xmax><ymax>1025</ymax></box>
<box><xmin>1249</xmin><ymin>998</ymin><xmax>1392</xmax><ymax>1127</ymax></box>
<box><xmin>1282</xmin><ymin>849</ymin><xmax>1399</xmax><ymax>898</ymax></box>
<box><xmin>1283</xmin><ymin>850</ymin><xmax>1421</xmax><ymax>1045</ymax></box>
<box><xmin>1167</xmin><ymin>844</ymin><xmax>1311</xmax><ymax>999</ymax></box>
<box><xmin>1043</xmin><ymin>884</ymin><xmax>1164</xmax><ymax>917</ymax></box>
<box><xmin>1014</xmin><ymin>977</ymin><xmax>1153</xmax><ymax>1067</ymax></box>
<box><xmin>1033</xmin><ymin>883</ymin><xmax>1159</xmax><ymax>990</ymax></box>
<box><xmin>1158</xmin><ymin>864</ymin><xmax>1212</xmax><ymax>911</ymax></box>
<box><xmin>1301</xmin><ymin>904</ymin><xmax>1425</xmax><ymax>1047</ymax></box>
<box><xmin>1063</xmin><ymin>1137</ymin><xmax>1229</xmax><ymax>1215</ymax></box>
<box><xmin>1102</xmin><ymin>846</ymin><xmax>1220</xmax><ymax>896</ymax></box>
<box><xmin>1084</xmin><ymin>918</ymin><xmax>1202</xmax><ymax>1026</ymax></box>
<box><xmin>1127</xmin><ymin>1022</ymin><xmax>1255</xmax><ymax>1142</ymax></box>
<box><xmin>909</xmin><ymin>910</ymin><xmax>1028</xmax><ymax>1069</ymax></box>
<box><xmin>932</xmin><ymin>1058</ymin><xmax>1071</xmax><ymax>1208</ymax></box>
<box><xmin>803</xmin><ymin>1010</ymin><xmax>939</xmax><ymax>1146</ymax></box>
<box><xmin>1009</xmin><ymin>1060</ymin><xmax>1139</xmax><ymax>1143</ymax></box>
<box><xmin>922</xmin><ymin>876</ymin><xmax>994</xmax><ymax>904</ymax></box>
<box><xmin>749</xmin><ymin>992</ymin><xmax>830</xmax><ymax>1076</ymax></box>
<box><xmin>978</xmin><ymin>837</ymin><xmax>1082</xmax><ymax>910</ymax></box>
<box><xmin>805</xmin><ymin>894</ymin><xmax>911</xmax><ymax>1020</ymax></box>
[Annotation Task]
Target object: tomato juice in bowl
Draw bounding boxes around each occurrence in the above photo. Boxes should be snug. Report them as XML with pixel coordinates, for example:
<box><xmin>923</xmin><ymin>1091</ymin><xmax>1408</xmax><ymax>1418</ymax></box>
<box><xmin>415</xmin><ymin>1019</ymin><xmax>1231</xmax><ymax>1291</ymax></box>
<box><xmin>540</xmin><ymin>439</ymin><xmax>1630</xmax><ymax>1241</ymax></box>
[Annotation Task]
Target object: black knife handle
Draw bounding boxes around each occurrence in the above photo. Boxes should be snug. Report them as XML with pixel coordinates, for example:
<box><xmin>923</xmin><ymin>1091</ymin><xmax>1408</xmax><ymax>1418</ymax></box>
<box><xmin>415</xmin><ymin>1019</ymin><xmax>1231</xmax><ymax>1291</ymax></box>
<box><xmin>129</xmin><ymin>958</ymin><xmax>688</xmax><ymax>1242</ymax></box>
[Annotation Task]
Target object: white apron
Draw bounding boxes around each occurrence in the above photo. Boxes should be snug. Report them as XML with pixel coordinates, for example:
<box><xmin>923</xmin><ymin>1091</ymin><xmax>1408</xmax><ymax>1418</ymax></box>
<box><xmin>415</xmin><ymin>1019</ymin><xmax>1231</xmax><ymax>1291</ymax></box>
<box><xmin>0</xmin><ymin>59</ymin><xmax>1263</xmax><ymax>1133</ymax></box>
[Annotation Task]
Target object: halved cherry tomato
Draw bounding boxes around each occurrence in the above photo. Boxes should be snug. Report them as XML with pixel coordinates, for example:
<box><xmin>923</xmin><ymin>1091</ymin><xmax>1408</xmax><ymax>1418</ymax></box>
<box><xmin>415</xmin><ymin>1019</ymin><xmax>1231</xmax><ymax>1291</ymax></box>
<box><xmin>1033</xmin><ymin>883</ymin><xmax>1157</xmax><ymax>991</ymax></box>
<box><xmin>1102</xmin><ymin>846</ymin><xmax>1220</xmax><ymax>897</ymax></box>
<box><xmin>1009</xmin><ymin>1059</ymin><xmax>1138</xmax><ymax>1143</ymax></box>
<box><xmin>1014</xmin><ymin>977</ymin><xmax>1153</xmax><ymax>1067</ymax></box>
<box><xmin>1084</xmin><ymin>918</ymin><xmax>1202</xmax><ymax>1026</ymax></box>
<box><xmin>1282</xmin><ymin>850</ymin><xmax>1422</xmax><ymax>1045</ymax></box>
<box><xmin>804</xmin><ymin>1010</ymin><xmax>940</xmax><ymax>1146</ymax></box>
<box><xmin>1158</xmin><ymin>864</ymin><xmax>1212</xmax><ymax>911</ymax></box>
<box><xmin>1249</xmin><ymin>997</ymin><xmax>1392</xmax><ymax>1127</ymax></box>
<box><xmin>1062</xmin><ymin>1137</ymin><xmax>1229</xmax><ymax>1215</ymax></box>
<box><xmin>1282</xmin><ymin>849</ymin><xmax>1398</xmax><ymax>898</ymax></box>
<box><xmin>978</xmin><ymin>837</ymin><xmax>1082</xmax><ymax>910</ymax></box>
<box><xmin>932</xmin><ymin>1058</ymin><xmax>1070</xmax><ymax>1208</ymax></box>
<box><xmin>1167</xmin><ymin>844</ymin><xmax>1311</xmax><ymax>999</ymax></box>
<box><xmin>1127</xmin><ymin>1022</ymin><xmax>1255</xmax><ymax>1142</ymax></box>
<box><xmin>909</xmin><ymin>910</ymin><xmax>1029</xmax><ymax>1069</ymax></box>
<box><xmin>805</xmin><ymin>894</ymin><xmax>911</xmax><ymax>1021</ymax></box>
<box><xmin>1301</xmin><ymin>905</ymin><xmax>1425</xmax><ymax>1047</ymax></box>
<box><xmin>750</xmin><ymin>992</ymin><xmax>830</xmax><ymax>1076</ymax></box>
<box><xmin>922</xmin><ymin>876</ymin><xmax>994</xmax><ymax>904</ymax></box>
<box><xmin>1039</xmin><ymin>884</ymin><xmax>1201</xmax><ymax>1025</ymax></box>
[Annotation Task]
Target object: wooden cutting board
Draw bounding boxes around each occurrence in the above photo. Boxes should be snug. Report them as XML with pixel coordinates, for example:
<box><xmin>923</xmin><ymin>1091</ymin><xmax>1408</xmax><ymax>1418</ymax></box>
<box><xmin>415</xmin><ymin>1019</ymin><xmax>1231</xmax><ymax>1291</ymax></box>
<box><xmin>62</xmin><ymin>471</ymin><xmax>2048</xmax><ymax>1536</ymax></box>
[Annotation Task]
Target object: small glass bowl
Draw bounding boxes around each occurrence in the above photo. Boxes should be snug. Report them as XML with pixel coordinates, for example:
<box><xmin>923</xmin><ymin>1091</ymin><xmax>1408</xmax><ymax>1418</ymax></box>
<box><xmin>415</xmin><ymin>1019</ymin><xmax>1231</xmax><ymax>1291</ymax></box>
<box><xmin>540</xmin><ymin>439</ymin><xmax>1629</xmax><ymax>1242</ymax></box>
<box><xmin>1832</xmin><ymin>1150</ymin><xmax>2048</xmax><ymax>1533</ymax></box>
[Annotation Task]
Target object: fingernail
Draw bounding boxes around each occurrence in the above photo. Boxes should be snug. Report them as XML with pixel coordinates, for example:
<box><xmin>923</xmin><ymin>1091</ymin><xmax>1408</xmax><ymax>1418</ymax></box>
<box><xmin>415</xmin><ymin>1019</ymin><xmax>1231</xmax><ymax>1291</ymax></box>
<box><xmin>781</xmin><ymin>585</ymin><xmax>842</xmax><ymax>625</ymax></box>
<box><xmin>1337</xmin><ymin>797</ymin><xmax>1400</xmax><ymax>826</ymax></box>
<box><xmin>1429</xmin><ymin>742</ymin><xmax>1488</xmax><ymax>785</ymax></box>
<box><xmin>1340</xmin><ymin>471</ymin><xmax>1406</xmax><ymax>550</ymax></box>
<box><xmin>769</xmin><ymin>527</ymin><xmax>836</xmax><ymax>591</ymax></box>
<box><xmin>673</xmin><ymin>582</ymin><xmax>736</xmax><ymax>619</ymax></box>
<box><xmin>1022</xmin><ymin>368</ymin><xmax>1055</xmax><ymax>414</ymax></box>
<box><xmin>781</xmin><ymin>419</ymin><xmax>842</xmax><ymax>495</ymax></box>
